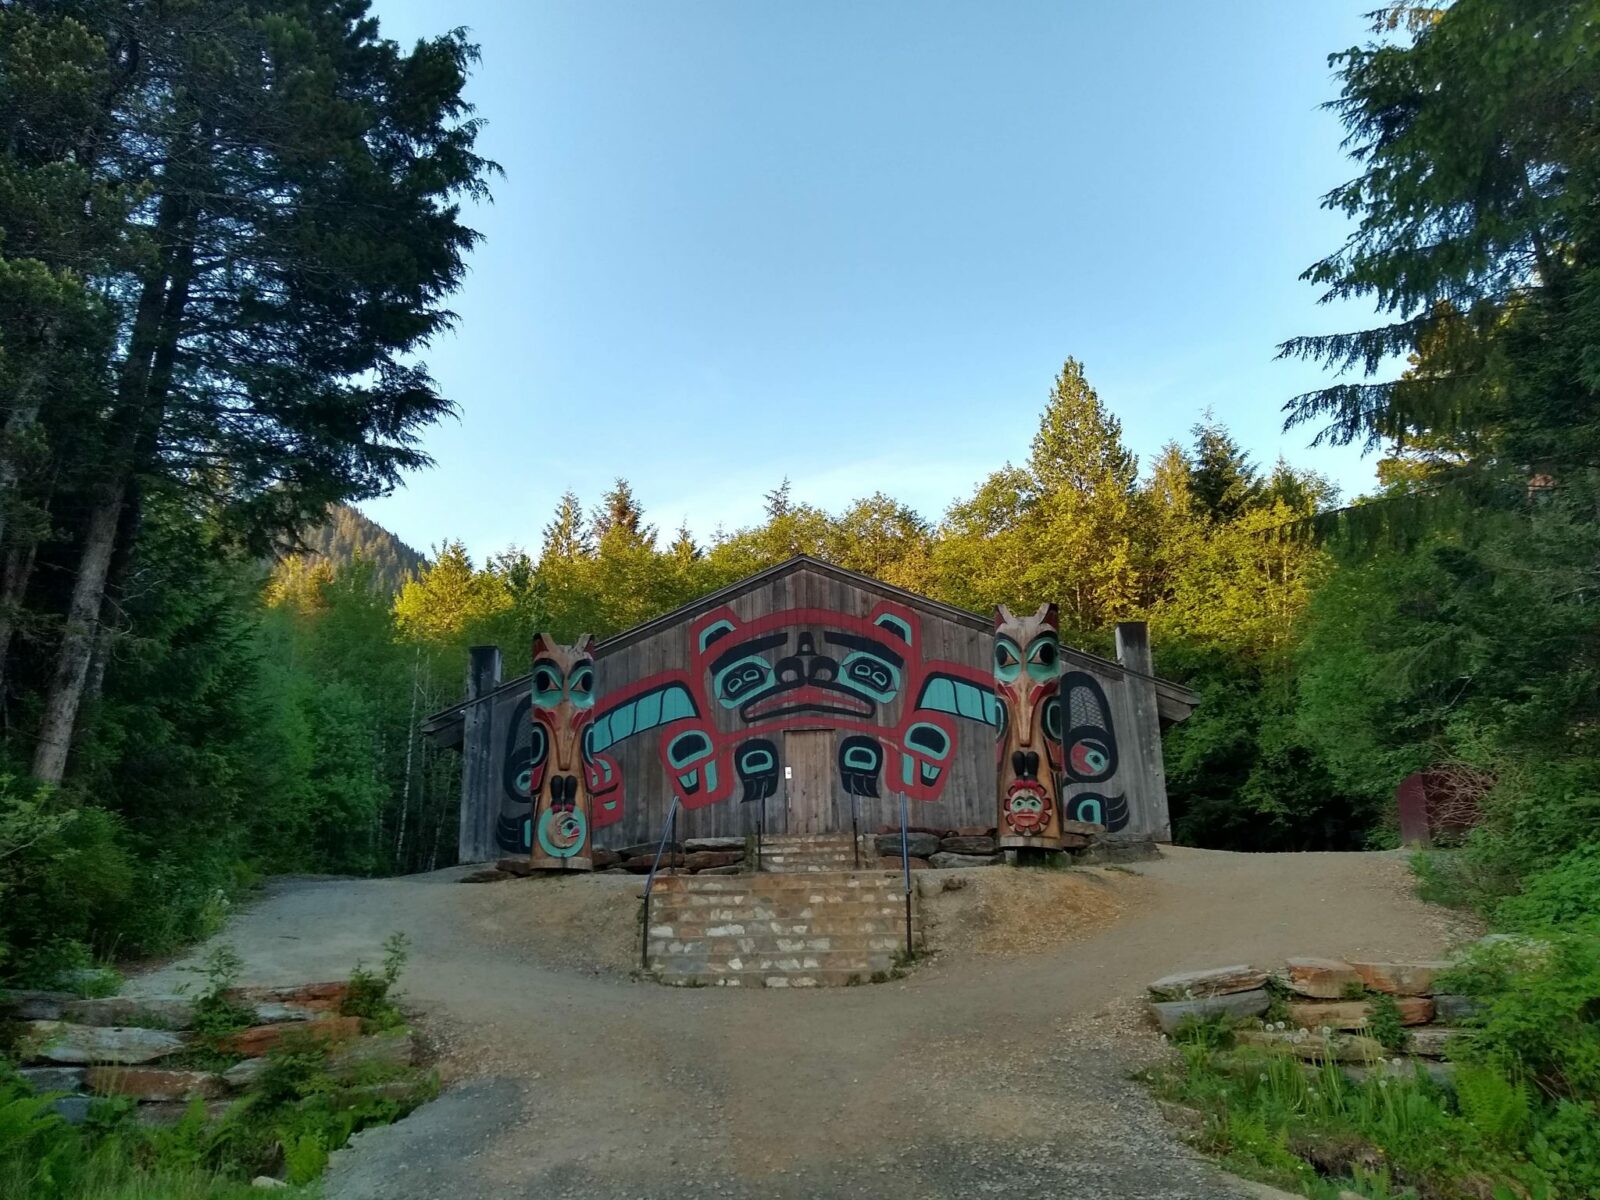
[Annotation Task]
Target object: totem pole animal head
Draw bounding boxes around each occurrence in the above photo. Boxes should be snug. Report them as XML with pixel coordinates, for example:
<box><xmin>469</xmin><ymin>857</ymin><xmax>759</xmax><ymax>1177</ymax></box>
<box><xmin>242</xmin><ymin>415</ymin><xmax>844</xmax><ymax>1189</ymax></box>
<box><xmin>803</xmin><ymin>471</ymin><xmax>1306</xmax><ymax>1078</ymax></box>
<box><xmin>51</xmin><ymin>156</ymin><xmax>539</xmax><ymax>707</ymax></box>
<box><xmin>528</xmin><ymin>632</ymin><xmax>597</xmax><ymax>867</ymax></box>
<box><xmin>994</xmin><ymin>603</ymin><xmax>1064</xmax><ymax>846</ymax></box>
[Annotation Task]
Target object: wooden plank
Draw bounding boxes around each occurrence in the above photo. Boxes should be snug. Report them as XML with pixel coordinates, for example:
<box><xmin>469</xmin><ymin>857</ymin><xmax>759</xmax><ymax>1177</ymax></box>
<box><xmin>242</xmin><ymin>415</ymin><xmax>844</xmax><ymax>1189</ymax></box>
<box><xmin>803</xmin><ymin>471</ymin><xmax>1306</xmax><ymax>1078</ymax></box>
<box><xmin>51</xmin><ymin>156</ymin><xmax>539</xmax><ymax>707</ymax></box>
<box><xmin>457</xmin><ymin>646</ymin><xmax>502</xmax><ymax>863</ymax></box>
<box><xmin>1114</xmin><ymin>622</ymin><xmax>1171</xmax><ymax>842</ymax></box>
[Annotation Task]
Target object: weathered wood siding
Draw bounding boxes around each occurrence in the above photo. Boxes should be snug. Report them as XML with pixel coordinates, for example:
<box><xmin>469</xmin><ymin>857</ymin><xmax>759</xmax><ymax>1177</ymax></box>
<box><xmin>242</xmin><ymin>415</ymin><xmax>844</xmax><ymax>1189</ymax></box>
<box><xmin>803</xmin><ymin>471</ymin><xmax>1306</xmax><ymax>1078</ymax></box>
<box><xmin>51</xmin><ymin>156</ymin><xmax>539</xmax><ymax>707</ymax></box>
<box><xmin>464</xmin><ymin>564</ymin><xmax>1174</xmax><ymax>859</ymax></box>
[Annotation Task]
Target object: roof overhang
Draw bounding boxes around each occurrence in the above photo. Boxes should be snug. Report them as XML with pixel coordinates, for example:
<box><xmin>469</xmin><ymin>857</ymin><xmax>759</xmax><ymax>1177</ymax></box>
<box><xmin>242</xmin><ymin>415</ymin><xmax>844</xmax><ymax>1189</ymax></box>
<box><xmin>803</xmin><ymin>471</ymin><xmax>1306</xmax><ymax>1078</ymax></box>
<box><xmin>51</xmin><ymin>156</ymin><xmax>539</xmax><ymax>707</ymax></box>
<box><xmin>421</xmin><ymin>555</ymin><xmax>1198</xmax><ymax>744</ymax></box>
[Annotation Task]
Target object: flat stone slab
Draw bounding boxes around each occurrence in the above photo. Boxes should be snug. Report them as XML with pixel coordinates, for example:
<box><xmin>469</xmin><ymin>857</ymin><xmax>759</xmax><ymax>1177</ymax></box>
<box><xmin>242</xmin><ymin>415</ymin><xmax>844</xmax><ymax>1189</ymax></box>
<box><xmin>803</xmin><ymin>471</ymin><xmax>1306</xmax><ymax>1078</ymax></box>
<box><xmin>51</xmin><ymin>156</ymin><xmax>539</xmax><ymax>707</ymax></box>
<box><xmin>940</xmin><ymin>835</ymin><xmax>997</xmax><ymax>855</ymax></box>
<box><xmin>62</xmin><ymin>995</ymin><xmax>194</xmax><ymax>1029</ymax></box>
<box><xmin>1434</xmin><ymin>993</ymin><xmax>1484</xmax><ymax>1022</ymax></box>
<box><xmin>222</xmin><ymin>1058</ymin><xmax>268</xmax><ymax>1089</ymax></box>
<box><xmin>1149</xmin><ymin>987</ymin><xmax>1270</xmax><ymax>1033</ymax></box>
<box><xmin>329</xmin><ymin>1030</ymin><xmax>416</xmax><ymax>1077</ymax></box>
<box><xmin>85</xmin><ymin>1066</ymin><xmax>224</xmax><ymax>1102</ymax></box>
<box><xmin>1287</xmin><ymin>997</ymin><xmax>1434</xmax><ymax>1030</ymax></box>
<box><xmin>1350</xmin><ymin>960</ymin><xmax>1453</xmax><ymax>996</ymax></box>
<box><xmin>19</xmin><ymin>1066</ymin><xmax>86</xmax><ymax>1093</ymax></box>
<box><xmin>22</xmin><ymin>1021</ymin><xmax>187</xmax><ymax>1065</ymax></box>
<box><xmin>1148</xmin><ymin>965</ymin><xmax>1267</xmax><ymax>1001</ymax></box>
<box><xmin>1238</xmin><ymin>1029</ymin><xmax>1386</xmax><ymax>1063</ymax></box>
<box><xmin>1344</xmin><ymin>1059</ymin><xmax>1455</xmax><ymax>1086</ymax></box>
<box><xmin>0</xmin><ymin>989</ymin><xmax>77</xmax><ymax>1021</ymax></box>
<box><xmin>1406</xmin><ymin>1026</ymin><xmax>1474</xmax><ymax>1058</ymax></box>
<box><xmin>927</xmin><ymin>851</ymin><xmax>1000</xmax><ymax>869</ymax></box>
<box><xmin>220</xmin><ymin>1015</ymin><xmax>362</xmax><ymax>1057</ymax></box>
<box><xmin>684</xmin><ymin>837</ymin><xmax>745</xmax><ymax>853</ymax></box>
<box><xmin>1286</xmin><ymin>957</ymin><xmax>1361</xmax><ymax>999</ymax></box>
<box><xmin>876</xmin><ymin>832</ymin><xmax>941</xmax><ymax>859</ymax></box>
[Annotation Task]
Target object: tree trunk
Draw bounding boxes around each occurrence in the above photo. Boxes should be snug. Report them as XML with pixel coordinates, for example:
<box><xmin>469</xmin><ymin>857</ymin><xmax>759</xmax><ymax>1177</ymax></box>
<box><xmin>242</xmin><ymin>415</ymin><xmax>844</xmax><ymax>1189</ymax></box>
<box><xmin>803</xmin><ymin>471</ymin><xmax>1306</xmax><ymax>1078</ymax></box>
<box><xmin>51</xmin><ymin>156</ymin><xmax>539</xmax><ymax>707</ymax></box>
<box><xmin>31</xmin><ymin>486</ymin><xmax>124</xmax><ymax>783</ymax></box>
<box><xmin>31</xmin><ymin>193</ymin><xmax>196</xmax><ymax>784</ymax></box>
<box><xmin>395</xmin><ymin>647</ymin><xmax>421</xmax><ymax>870</ymax></box>
<box><xmin>0</xmin><ymin>538</ymin><xmax>39</xmax><ymax>701</ymax></box>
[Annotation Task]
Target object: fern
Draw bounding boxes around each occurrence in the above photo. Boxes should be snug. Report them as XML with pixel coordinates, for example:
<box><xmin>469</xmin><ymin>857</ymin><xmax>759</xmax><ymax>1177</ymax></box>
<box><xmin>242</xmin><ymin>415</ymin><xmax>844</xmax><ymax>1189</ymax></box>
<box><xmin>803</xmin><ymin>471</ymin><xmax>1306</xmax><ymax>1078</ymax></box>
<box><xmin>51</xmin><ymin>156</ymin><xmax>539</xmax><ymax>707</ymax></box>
<box><xmin>1454</xmin><ymin>1064</ymin><xmax>1531</xmax><ymax>1151</ymax></box>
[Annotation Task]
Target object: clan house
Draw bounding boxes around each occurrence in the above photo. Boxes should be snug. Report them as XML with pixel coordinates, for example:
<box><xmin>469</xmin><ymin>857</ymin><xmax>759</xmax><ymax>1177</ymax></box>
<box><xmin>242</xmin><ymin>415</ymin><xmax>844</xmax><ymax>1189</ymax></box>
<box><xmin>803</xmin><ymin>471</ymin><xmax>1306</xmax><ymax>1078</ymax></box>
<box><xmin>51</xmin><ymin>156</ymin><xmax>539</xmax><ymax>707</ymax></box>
<box><xmin>423</xmin><ymin>556</ymin><xmax>1196</xmax><ymax>865</ymax></box>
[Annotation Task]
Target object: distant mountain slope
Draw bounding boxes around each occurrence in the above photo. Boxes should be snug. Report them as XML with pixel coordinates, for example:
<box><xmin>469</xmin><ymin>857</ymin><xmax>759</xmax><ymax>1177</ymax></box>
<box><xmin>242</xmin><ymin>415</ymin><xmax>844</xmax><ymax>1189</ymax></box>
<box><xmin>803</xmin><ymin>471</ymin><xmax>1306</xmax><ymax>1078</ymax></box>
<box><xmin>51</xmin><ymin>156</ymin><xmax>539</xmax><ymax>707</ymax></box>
<box><xmin>285</xmin><ymin>504</ymin><xmax>426</xmax><ymax>594</ymax></box>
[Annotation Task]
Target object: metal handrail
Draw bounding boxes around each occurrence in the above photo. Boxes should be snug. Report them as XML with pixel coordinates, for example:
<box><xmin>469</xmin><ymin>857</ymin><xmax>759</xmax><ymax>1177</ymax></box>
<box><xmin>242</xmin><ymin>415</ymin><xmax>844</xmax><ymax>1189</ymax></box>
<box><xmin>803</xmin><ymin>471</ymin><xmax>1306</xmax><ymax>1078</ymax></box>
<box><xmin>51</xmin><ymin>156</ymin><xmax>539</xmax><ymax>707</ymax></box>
<box><xmin>851</xmin><ymin>792</ymin><xmax>861</xmax><ymax>868</ymax></box>
<box><xmin>640</xmin><ymin>796</ymin><xmax>681</xmax><ymax>971</ymax></box>
<box><xmin>898</xmin><ymin>791</ymin><xmax>913</xmax><ymax>959</ymax></box>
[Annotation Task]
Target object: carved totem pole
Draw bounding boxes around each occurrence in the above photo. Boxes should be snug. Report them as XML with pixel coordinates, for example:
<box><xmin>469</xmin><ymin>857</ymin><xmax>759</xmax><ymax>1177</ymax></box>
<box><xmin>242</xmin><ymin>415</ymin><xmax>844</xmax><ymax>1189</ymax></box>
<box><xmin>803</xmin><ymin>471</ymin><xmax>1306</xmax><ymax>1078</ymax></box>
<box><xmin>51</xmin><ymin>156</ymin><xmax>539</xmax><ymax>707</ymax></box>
<box><xmin>527</xmin><ymin>633</ymin><xmax>597</xmax><ymax>870</ymax></box>
<box><xmin>993</xmin><ymin>603</ymin><xmax>1067</xmax><ymax>851</ymax></box>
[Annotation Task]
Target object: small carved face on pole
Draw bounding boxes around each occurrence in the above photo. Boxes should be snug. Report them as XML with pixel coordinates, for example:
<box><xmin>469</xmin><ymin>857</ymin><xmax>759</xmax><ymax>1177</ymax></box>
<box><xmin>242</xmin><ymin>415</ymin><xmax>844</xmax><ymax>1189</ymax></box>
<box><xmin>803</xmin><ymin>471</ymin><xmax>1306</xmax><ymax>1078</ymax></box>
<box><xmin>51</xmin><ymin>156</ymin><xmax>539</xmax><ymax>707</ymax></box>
<box><xmin>528</xmin><ymin>633</ymin><xmax>597</xmax><ymax>870</ymax></box>
<box><xmin>994</xmin><ymin>604</ymin><xmax>1065</xmax><ymax>850</ymax></box>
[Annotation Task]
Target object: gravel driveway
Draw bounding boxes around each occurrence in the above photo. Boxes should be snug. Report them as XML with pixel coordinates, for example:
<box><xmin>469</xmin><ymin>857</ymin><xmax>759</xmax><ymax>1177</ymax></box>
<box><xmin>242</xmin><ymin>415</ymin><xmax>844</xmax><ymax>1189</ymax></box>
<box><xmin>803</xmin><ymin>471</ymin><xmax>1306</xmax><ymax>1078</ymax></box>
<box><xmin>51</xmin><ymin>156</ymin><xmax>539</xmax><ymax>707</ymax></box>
<box><xmin>130</xmin><ymin>847</ymin><xmax>1470</xmax><ymax>1199</ymax></box>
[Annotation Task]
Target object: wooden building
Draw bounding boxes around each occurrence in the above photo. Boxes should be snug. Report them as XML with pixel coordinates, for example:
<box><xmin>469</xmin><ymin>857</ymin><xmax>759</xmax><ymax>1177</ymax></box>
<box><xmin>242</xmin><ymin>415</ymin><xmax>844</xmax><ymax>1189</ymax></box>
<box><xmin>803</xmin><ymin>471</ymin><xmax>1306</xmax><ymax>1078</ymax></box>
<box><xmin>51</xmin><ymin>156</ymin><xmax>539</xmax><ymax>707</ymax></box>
<box><xmin>422</xmin><ymin>556</ymin><xmax>1196</xmax><ymax>863</ymax></box>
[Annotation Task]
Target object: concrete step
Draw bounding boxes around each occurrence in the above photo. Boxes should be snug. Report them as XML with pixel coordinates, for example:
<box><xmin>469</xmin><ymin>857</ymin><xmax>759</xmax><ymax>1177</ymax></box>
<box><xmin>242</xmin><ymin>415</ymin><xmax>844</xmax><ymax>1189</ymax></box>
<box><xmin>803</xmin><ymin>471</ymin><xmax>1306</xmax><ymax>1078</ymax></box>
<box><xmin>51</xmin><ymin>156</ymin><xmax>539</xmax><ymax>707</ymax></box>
<box><xmin>643</xmin><ymin>850</ymin><xmax>917</xmax><ymax>988</ymax></box>
<box><xmin>653</xmin><ymin>966</ymin><xmax>897</xmax><ymax>988</ymax></box>
<box><xmin>650</xmin><ymin>932</ymin><xmax>905</xmax><ymax>956</ymax></box>
<box><xmin>651</xmin><ymin>873</ymin><xmax>900</xmax><ymax>893</ymax></box>
<box><xmin>650</xmin><ymin>916</ymin><xmax>906</xmax><ymax>938</ymax></box>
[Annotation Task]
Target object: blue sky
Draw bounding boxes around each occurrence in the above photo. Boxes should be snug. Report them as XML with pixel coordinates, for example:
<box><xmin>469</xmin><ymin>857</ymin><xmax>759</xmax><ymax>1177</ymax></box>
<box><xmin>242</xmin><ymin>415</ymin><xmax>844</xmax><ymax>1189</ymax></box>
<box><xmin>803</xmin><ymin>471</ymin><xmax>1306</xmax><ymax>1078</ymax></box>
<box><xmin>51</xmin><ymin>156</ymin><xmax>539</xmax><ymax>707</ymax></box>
<box><xmin>365</xmin><ymin>0</ymin><xmax>1385</xmax><ymax>560</ymax></box>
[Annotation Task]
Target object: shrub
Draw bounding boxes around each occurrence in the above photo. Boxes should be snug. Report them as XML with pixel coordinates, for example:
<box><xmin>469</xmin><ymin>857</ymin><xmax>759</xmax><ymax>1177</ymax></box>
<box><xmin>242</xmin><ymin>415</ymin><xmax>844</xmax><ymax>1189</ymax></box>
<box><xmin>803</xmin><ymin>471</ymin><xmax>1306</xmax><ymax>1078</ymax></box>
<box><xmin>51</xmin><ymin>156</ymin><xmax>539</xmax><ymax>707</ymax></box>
<box><xmin>341</xmin><ymin>932</ymin><xmax>409</xmax><ymax>1030</ymax></box>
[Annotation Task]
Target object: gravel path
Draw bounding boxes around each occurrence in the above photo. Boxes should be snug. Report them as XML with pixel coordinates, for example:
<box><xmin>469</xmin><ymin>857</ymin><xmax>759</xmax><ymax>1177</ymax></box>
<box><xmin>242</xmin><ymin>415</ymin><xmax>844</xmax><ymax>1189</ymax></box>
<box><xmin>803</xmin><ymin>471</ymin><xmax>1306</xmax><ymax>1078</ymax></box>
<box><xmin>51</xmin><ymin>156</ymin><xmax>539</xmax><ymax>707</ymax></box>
<box><xmin>130</xmin><ymin>847</ymin><xmax>1475</xmax><ymax>1199</ymax></box>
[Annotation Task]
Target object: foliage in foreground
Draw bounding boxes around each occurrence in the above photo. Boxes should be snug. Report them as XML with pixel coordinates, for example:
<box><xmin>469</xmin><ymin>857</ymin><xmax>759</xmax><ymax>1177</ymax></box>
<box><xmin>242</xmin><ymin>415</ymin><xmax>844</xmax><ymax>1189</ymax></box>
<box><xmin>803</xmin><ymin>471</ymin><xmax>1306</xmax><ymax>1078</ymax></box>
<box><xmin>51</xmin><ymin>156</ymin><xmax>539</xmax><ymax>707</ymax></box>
<box><xmin>1150</xmin><ymin>1013</ymin><xmax>1600</xmax><ymax>1200</ymax></box>
<box><xmin>0</xmin><ymin>939</ymin><xmax>431</xmax><ymax>1199</ymax></box>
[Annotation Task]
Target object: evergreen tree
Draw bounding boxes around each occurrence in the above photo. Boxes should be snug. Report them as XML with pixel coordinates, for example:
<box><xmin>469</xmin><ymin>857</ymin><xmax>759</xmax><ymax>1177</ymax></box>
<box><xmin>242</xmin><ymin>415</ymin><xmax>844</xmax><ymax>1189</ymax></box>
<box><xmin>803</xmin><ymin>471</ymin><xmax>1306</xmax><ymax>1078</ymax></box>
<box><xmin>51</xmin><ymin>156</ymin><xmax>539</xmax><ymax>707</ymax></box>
<box><xmin>1025</xmin><ymin>358</ymin><xmax>1141</xmax><ymax>632</ymax></box>
<box><xmin>1281</xmin><ymin>1</ymin><xmax>1600</xmax><ymax>512</ymax></box>
<box><xmin>591</xmin><ymin>478</ymin><xmax>655</xmax><ymax>546</ymax></box>
<box><xmin>541</xmin><ymin>491</ymin><xmax>591</xmax><ymax>560</ymax></box>
<box><xmin>1189</xmin><ymin>414</ymin><xmax>1261</xmax><ymax>523</ymax></box>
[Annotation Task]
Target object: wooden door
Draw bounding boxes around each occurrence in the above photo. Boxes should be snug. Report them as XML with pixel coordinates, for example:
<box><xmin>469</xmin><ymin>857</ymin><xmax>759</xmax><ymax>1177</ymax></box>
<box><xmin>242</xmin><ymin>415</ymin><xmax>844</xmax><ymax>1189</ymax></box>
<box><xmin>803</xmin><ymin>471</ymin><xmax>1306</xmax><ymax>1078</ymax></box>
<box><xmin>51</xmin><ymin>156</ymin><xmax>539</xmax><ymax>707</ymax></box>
<box><xmin>783</xmin><ymin>730</ymin><xmax>834</xmax><ymax>835</ymax></box>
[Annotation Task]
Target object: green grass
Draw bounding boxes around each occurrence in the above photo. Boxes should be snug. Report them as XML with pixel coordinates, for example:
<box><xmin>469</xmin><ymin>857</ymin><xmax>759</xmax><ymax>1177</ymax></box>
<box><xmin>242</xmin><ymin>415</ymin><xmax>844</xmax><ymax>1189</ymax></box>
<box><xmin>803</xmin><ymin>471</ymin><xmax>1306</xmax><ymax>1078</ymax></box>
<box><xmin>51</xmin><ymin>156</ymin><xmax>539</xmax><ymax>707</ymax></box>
<box><xmin>1145</xmin><ymin>1017</ymin><xmax>1599</xmax><ymax>1199</ymax></box>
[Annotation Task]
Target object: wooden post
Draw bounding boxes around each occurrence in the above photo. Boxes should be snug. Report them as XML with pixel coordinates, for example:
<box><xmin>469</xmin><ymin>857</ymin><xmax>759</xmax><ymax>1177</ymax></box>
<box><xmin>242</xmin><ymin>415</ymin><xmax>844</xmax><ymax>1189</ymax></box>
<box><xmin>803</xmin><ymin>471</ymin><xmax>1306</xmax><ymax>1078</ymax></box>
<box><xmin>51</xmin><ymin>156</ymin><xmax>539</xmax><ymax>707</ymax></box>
<box><xmin>1114</xmin><ymin>622</ymin><xmax>1172</xmax><ymax>843</ymax></box>
<box><xmin>457</xmin><ymin>645</ymin><xmax>502</xmax><ymax>864</ymax></box>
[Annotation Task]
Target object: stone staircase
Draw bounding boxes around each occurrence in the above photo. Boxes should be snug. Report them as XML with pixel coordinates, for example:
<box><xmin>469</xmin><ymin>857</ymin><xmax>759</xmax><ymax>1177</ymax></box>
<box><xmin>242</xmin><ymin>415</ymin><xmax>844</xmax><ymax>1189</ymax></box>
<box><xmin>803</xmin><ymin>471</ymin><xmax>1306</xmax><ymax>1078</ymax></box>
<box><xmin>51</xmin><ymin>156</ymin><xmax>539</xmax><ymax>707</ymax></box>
<box><xmin>757</xmin><ymin>832</ymin><xmax>875</xmax><ymax>873</ymax></box>
<box><xmin>645</xmin><ymin>859</ymin><xmax>916</xmax><ymax>988</ymax></box>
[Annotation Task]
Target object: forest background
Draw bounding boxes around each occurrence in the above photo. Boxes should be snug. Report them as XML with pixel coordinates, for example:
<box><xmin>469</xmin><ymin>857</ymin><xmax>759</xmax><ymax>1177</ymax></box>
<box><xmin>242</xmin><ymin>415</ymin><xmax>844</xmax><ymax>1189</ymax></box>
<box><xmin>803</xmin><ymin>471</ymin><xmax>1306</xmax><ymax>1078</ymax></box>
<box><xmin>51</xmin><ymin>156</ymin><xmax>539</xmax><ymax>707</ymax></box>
<box><xmin>0</xmin><ymin>0</ymin><xmax>1596</xmax><ymax>993</ymax></box>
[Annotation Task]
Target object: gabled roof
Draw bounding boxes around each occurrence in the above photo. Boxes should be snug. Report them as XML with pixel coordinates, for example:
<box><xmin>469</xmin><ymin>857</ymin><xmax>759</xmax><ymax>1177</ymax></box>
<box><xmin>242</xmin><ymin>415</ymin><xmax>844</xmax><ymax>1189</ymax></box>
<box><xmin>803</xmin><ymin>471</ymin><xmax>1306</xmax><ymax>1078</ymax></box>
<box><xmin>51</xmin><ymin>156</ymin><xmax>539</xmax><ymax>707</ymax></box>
<box><xmin>419</xmin><ymin>555</ymin><xmax>1197</xmax><ymax>744</ymax></box>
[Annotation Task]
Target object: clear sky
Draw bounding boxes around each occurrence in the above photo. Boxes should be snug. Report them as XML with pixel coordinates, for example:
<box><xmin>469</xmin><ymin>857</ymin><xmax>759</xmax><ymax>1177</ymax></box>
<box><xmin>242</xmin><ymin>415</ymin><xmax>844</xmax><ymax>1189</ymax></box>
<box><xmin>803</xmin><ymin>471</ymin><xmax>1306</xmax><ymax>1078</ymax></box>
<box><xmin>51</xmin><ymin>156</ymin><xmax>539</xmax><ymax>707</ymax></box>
<box><xmin>364</xmin><ymin>0</ymin><xmax>1385</xmax><ymax>561</ymax></box>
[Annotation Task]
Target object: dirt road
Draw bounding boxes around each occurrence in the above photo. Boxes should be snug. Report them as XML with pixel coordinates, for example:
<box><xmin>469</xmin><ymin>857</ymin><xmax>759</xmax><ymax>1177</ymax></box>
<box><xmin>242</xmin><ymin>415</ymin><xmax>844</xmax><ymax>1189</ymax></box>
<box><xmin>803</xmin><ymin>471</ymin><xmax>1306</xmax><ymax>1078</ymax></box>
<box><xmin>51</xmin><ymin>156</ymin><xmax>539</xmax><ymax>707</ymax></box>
<box><xmin>130</xmin><ymin>848</ymin><xmax>1472</xmax><ymax>1200</ymax></box>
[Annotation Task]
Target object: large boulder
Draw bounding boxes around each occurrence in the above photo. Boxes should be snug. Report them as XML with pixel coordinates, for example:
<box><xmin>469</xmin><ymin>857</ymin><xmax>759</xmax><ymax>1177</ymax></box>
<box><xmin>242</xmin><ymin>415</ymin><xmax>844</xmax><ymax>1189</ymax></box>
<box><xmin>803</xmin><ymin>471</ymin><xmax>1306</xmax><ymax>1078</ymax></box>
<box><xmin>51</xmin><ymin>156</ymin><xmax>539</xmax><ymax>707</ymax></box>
<box><xmin>1148</xmin><ymin>965</ymin><xmax>1268</xmax><ymax>1001</ymax></box>
<box><xmin>879</xmin><ymin>856</ymin><xmax>931</xmax><ymax>871</ymax></box>
<box><xmin>875</xmin><ymin>832</ymin><xmax>941</xmax><ymax>859</ymax></box>
<box><xmin>1149</xmin><ymin>988</ymin><xmax>1270</xmax><ymax>1034</ymax></box>
<box><xmin>22</xmin><ymin>1021</ymin><xmax>186</xmax><ymax>1065</ymax></box>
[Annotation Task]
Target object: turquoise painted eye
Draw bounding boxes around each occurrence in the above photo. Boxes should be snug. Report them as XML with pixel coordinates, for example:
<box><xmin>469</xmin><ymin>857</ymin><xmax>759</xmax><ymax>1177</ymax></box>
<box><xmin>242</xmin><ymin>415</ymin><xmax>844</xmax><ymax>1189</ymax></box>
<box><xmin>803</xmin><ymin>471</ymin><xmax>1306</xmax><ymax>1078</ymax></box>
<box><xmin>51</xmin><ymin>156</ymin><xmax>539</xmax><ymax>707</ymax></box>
<box><xmin>532</xmin><ymin>664</ymin><xmax>563</xmax><ymax>709</ymax></box>
<box><xmin>568</xmin><ymin>664</ymin><xmax>595</xmax><ymax>708</ymax></box>
<box><xmin>1026</xmin><ymin>636</ymin><xmax>1060</xmax><ymax>683</ymax></box>
<box><xmin>836</xmin><ymin>652</ymin><xmax>900</xmax><ymax>702</ymax></box>
<box><xmin>994</xmin><ymin>639</ymin><xmax>1021</xmax><ymax>683</ymax></box>
<box><xmin>714</xmin><ymin>655</ymin><xmax>773</xmax><ymax>707</ymax></box>
<box><xmin>667</xmin><ymin>730</ymin><xmax>712</xmax><ymax>768</ymax></box>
